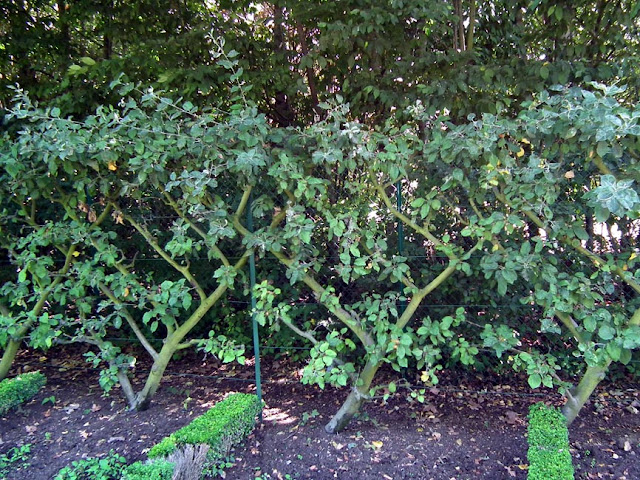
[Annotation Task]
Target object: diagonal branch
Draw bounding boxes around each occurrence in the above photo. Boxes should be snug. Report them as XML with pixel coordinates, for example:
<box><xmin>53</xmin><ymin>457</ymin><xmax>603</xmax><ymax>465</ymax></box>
<box><xmin>97</xmin><ymin>282</ymin><xmax>159</xmax><ymax>361</ymax></box>
<box><xmin>163</xmin><ymin>191</ymin><xmax>230</xmax><ymax>267</ymax></box>
<box><xmin>115</xmin><ymin>204</ymin><xmax>207</xmax><ymax>301</ymax></box>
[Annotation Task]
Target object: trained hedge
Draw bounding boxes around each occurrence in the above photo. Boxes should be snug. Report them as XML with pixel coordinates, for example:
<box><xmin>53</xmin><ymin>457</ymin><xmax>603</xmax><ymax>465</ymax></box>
<box><xmin>148</xmin><ymin>393</ymin><xmax>261</xmax><ymax>462</ymax></box>
<box><xmin>527</xmin><ymin>403</ymin><xmax>574</xmax><ymax>480</ymax></box>
<box><xmin>0</xmin><ymin>371</ymin><xmax>46</xmax><ymax>416</ymax></box>
<box><xmin>121</xmin><ymin>459</ymin><xmax>174</xmax><ymax>480</ymax></box>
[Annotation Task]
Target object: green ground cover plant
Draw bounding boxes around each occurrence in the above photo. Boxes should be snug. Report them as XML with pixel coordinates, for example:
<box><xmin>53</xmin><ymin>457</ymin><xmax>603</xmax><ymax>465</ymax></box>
<box><xmin>527</xmin><ymin>403</ymin><xmax>574</xmax><ymax>480</ymax></box>
<box><xmin>148</xmin><ymin>393</ymin><xmax>261</xmax><ymax>463</ymax></box>
<box><xmin>0</xmin><ymin>444</ymin><xmax>31</xmax><ymax>478</ymax></box>
<box><xmin>0</xmin><ymin>372</ymin><xmax>46</xmax><ymax>416</ymax></box>
<box><xmin>53</xmin><ymin>451</ymin><xmax>126</xmax><ymax>480</ymax></box>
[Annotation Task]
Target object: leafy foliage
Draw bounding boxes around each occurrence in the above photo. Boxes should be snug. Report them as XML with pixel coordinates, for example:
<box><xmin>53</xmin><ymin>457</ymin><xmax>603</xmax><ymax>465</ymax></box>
<box><xmin>0</xmin><ymin>444</ymin><xmax>31</xmax><ymax>478</ymax></box>
<box><xmin>53</xmin><ymin>451</ymin><xmax>127</xmax><ymax>480</ymax></box>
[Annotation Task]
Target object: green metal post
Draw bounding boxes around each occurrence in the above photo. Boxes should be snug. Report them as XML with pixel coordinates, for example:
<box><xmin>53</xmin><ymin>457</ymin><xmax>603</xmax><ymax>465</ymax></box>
<box><xmin>247</xmin><ymin>193</ymin><xmax>263</xmax><ymax>420</ymax></box>
<box><xmin>397</xmin><ymin>180</ymin><xmax>406</xmax><ymax>314</ymax></box>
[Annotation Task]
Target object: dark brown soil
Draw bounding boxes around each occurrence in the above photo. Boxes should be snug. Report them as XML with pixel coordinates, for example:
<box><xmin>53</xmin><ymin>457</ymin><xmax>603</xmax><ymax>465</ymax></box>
<box><xmin>1</xmin><ymin>348</ymin><xmax>639</xmax><ymax>480</ymax></box>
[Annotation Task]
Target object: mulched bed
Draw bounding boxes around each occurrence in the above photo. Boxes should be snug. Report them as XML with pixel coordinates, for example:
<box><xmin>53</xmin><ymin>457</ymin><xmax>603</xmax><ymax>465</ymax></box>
<box><xmin>1</xmin><ymin>348</ymin><xmax>638</xmax><ymax>480</ymax></box>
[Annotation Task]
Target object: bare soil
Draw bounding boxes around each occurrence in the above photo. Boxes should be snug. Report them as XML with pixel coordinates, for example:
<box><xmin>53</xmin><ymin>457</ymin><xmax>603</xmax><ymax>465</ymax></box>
<box><xmin>1</xmin><ymin>348</ymin><xmax>639</xmax><ymax>480</ymax></box>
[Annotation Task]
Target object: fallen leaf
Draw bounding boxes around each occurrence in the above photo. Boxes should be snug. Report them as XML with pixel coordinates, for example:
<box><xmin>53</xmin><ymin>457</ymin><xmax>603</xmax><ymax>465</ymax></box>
<box><xmin>25</xmin><ymin>425</ymin><xmax>37</xmax><ymax>434</ymax></box>
<box><xmin>91</xmin><ymin>404</ymin><xmax>101</xmax><ymax>412</ymax></box>
<box><xmin>370</xmin><ymin>441</ymin><xmax>383</xmax><ymax>449</ymax></box>
<box><xmin>63</xmin><ymin>403</ymin><xmax>80</xmax><ymax>414</ymax></box>
<box><xmin>624</xmin><ymin>441</ymin><xmax>632</xmax><ymax>452</ymax></box>
<box><xmin>505</xmin><ymin>411</ymin><xmax>521</xmax><ymax>425</ymax></box>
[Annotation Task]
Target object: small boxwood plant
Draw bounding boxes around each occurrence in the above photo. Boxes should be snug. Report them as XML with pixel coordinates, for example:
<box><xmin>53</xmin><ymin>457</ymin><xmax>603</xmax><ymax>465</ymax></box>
<box><xmin>148</xmin><ymin>393</ymin><xmax>261</xmax><ymax>463</ymax></box>
<box><xmin>0</xmin><ymin>371</ymin><xmax>46</xmax><ymax>416</ymax></box>
<box><xmin>121</xmin><ymin>459</ymin><xmax>174</xmax><ymax>480</ymax></box>
<box><xmin>527</xmin><ymin>402</ymin><xmax>575</xmax><ymax>480</ymax></box>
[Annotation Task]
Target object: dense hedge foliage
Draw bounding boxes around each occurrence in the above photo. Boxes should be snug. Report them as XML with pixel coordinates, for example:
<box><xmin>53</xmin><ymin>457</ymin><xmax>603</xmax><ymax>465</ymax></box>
<box><xmin>121</xmin><ymin>460</ymin><xmax>174</xmax><ymax>480</ymax></box>
<box><xmin>0</xmin><ymin>372</ymin><xmax>46</xmax><ymax>416</ymax></box>
<box><xmin>527</xmin><ymin>403</ymin><xmax>574</xmax><ymax>480</ymax></box>
<box><xmin>148</xmin><ymin>393</ymin><xmax>261</xmax><ymax>461</ymax></box>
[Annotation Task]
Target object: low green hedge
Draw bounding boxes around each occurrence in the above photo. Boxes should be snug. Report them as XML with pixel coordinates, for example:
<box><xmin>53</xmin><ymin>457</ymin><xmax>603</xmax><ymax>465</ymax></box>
<box><xmin>0</xmin><ymin>371</ymin><xmax>46</xmax><ymax>416</ymax></box>
<box><xmin>121</xmin><ymin>459</ymin><xmax>174</xmax><ymax>480</ymax></box>
<box><xmin>527</xmin><ymin>403</ymin><xmax>574</xmax><ymax>480</ymax></box>
<box><xmin>147</xmin><ymin>393</ymin><xmax>261</xmax><ymax>462</ymax></box>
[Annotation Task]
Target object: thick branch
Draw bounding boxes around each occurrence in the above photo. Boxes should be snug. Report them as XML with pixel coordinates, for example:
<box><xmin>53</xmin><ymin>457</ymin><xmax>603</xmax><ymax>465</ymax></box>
<box><xmin>370</xmin><ymin>170</ymin><xmax>453</xmax><ymax>259</ymax></box>
<box><xmin>119</xmin><ymin>207</ymin><xmax>207</xmax><ymax>301</ymax></box>
<box><xmin>396</xmin><ymin>260</ymin><xmax>459</xmax><ymax>329</ymax></box>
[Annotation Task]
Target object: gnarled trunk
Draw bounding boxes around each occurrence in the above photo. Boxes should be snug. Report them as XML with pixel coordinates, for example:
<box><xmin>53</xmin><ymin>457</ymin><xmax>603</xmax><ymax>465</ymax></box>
<box><xmin>131</xmin><ymin>345</ymin><xmax>175</xmax><ymax>411</ymax></box>
<box><xmin>325</xmin><ymin>360</ymin><xmax>380</xmax><ymax>434</ymax></box>
<box><xmin>562</xmin><ymin>362</ymin><xmax>611</xmax><ymax>424</ymax></box>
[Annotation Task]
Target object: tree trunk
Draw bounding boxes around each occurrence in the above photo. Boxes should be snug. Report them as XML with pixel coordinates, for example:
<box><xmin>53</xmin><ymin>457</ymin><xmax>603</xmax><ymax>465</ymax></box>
<box><xmin>0</xmin><ymin>339</ymin><xmax>21</xmax><ymax>381</ymax></box>
<box><xmin>325</xmin><ymin>360</ymin><xmax>380</xmax><ymax>433</ymax></box>
<box><xmin>325</xmin><ymin>387</ymin><xmax>368</xmax><ymax>434</ymax></box>
<box><xmin>562</xmin><ymin>362</ymin><xmax>611</xmax><ymax>424</ymax></box>
<box><xmin>124</xmin><ymin>279</ymin><xmax>235</xmax><ymax>410</ymax></box>
<box><xmin>131</xmin><ymin>346</ymin><xmax>174</xmax><ymax>410</ymax></box>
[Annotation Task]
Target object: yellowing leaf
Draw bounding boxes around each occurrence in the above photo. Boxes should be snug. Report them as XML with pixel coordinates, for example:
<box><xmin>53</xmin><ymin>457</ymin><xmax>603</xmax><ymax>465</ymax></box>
<box><xmin>516</xmin><ymin>147</ymin><xmax>525</xmax><ymax>158</ymax></box>
<box><xmin>564</xmin><ymin>170</ymin><xmax>575</xmax><ymax>179</ymax></box>
<box><xmin>124</xmin><ymin>287</ymin><xmax>130</xmax><ymax>298</ymax></box>
<box><xmin>520</xmin><ymin>138</ymin><xmax>531</xmax><ymax>145</ymax></box>
<box><xmin>72</xmin><ymin>251</ymin><xmax>80</xmax><ymax>257</ymax></box>
<box><xmin>108</xmin><ymin>161</ymin><xmax>118</xmax><ymax>171</ymax></box>
<box><xmin>371</xmin><ymin>441</ymin><xmax>383</xmax><ymax>449</ymax></box>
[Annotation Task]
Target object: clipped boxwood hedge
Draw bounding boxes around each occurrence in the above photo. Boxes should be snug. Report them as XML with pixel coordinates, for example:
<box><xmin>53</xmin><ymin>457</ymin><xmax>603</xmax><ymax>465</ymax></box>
<box><xmin>0</xmin><ymin>371</ymin><xmax>46</xmax><ymax>416</ymax></box>
<box><xmin>148</xmin><ymin>393</ymin><xmax>261</xmax><ymax>462</ymax></box>
<box><xmin>527</xmin><ymin>403</ymin><xmax>574</xmax><ymax>480</ymax></box>
<box><xmin>121</xmin><ymin>459</ymin><xmax>175</xmax><ymax>480</ymax></box>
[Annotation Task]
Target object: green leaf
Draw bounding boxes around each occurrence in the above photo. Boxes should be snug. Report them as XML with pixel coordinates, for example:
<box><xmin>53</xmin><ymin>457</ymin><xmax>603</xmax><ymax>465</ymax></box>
<box><xmin>598</xmin><ymin>324</ymin><xmax>616</xmax><ymax>341</ymax></box>
<box><xmin>583</xmin><ymin>316</ymin><xmax>597</xmax><ymax>332</ymax></box>
<box><xmin>539</xmin><ymin>66</ymin><xmax>549</xmax><ymax>80</ymax></box>
<box><xmin>528</xmin><ymin>373</ymin><xmax>542</xmax><ymax>389</ymax></box>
